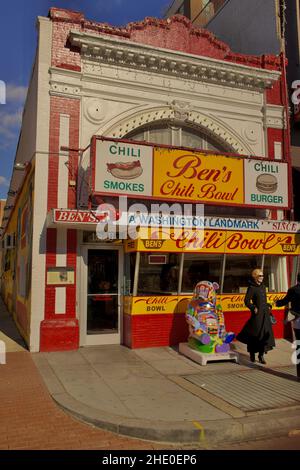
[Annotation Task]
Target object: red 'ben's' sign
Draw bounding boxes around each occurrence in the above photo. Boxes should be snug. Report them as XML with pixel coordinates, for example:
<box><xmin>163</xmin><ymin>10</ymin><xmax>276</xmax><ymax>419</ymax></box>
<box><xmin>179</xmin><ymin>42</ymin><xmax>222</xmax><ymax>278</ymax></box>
<box><xmin>54</xmin><ymin>210</ymin><xmax>106</xmax><ymax>224</ymax></box>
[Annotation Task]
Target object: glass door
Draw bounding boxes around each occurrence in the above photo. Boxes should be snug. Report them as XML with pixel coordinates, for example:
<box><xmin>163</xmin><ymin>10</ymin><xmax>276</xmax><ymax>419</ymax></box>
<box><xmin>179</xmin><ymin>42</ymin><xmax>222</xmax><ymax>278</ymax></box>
<box><xmin>81</xmin><ymin>246</ymin><xmax>122</xmax><ymax>345</ymax></box>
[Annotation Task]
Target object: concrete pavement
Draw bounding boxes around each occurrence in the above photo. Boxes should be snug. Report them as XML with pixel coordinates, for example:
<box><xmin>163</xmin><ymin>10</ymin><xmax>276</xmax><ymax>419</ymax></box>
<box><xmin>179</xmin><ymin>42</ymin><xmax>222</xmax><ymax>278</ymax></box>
<box><xmin>33</xmin><ymin>339</ymin><xmax>300</xmax><ymax>446</ymax></box>
<box><xmin>1</xmin><ymin>295</ymin><xmax>300</xmax><ymax>447</ymax></box>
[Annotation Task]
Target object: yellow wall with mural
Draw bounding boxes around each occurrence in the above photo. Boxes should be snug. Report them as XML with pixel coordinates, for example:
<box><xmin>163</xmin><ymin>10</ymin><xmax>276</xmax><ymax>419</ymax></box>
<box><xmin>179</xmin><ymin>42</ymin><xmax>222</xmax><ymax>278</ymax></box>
<box><xmin>1</xmin><ymin>164</ymin><xmax>35</xmax><ymax>346</ymax></box>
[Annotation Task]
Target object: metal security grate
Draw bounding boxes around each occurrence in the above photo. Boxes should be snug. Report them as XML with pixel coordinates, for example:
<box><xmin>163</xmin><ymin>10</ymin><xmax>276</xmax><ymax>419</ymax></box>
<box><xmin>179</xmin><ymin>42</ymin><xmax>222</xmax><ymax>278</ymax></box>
<box><xmin>184</xmin><ymin>370</ymin><xmax>300</xmax><ymax>412</ymax></box>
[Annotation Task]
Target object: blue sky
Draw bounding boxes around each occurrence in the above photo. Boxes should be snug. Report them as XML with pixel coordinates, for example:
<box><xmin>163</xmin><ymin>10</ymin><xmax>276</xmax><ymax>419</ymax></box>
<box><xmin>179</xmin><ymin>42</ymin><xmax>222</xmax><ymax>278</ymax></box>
<box><xmin>0</xmin><ymin>0</ymin><xmax>171</xmax><ymax>199</ymax></box>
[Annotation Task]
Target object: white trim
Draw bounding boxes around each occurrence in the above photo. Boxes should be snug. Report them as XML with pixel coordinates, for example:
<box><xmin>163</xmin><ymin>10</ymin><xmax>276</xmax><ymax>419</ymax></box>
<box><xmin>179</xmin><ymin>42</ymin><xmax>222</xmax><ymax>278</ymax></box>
<box><xmin>265</xmin><ymin>105</ymin><xmax>286</xmax><ymax>129</ymax></box>
<box><xmin>274</xmin><ymin>141</ymin><xmax>282</xmax><ymax>160</ymax></box>
<box><xmin>55</xmin><ymin>287</ymin><xmax>66</xmax><ymax>314</ymax></box>
<box><xmin>69</xmin><ymin>30</ymin><xmax>280</xmax><ymax>90</ymax></box>
<box><xmin>57</xmin><ymin>115</ymin><xmax>70</xmax><ymax>209</ymax></box>
<box><xmin>30</xmin><ymin>17</ymin><xmax>52</xmax><ymax>352</ymax></box>
<box><xmin>80</xmin><ymin>244</ymin><xmax>123</xmax><ymax>346</ymax></box>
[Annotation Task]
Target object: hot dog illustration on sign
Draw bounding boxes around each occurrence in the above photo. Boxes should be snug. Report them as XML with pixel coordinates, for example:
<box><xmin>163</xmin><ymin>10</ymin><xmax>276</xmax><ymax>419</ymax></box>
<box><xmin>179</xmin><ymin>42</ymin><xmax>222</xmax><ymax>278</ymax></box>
<box><xmin>107</xmin><ymin>161</ymin><xmax>143</xmax><ymax>179</ymax></box>
<box><xmin>186</xmin><ymin>281</ymin><xmax>235</xmax><ymax>354</ymax></box>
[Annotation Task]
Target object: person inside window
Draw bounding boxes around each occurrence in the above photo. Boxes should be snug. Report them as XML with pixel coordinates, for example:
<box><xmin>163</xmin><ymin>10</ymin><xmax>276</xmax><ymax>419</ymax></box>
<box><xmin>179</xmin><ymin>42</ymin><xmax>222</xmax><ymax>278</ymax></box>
<box><xmin>160</xmin><ymin>262</ymin><xmax>178</xmax><ymax>292</ymax></box>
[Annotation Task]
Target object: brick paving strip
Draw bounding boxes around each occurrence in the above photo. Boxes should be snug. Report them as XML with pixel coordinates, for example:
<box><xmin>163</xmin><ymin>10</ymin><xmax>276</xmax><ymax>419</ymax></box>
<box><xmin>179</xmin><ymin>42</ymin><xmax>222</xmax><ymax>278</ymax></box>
<box><xmin>0</xmin><ymin>352</ymin><xmax>167</xmax><ymax>450</ymax></box>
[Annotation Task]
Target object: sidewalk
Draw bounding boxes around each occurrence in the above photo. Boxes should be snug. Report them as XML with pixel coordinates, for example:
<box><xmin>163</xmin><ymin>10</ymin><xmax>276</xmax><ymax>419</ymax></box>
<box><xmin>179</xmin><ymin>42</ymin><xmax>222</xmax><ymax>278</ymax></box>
<box><xmin>33</xmin><ymin>339</ymin><xmax>300</xmax><ymax>446</ymax></box>
<box><xmin>1</xmin><ymin>295</ymin><xmax>300</xmax><ymax>447</ymax></box>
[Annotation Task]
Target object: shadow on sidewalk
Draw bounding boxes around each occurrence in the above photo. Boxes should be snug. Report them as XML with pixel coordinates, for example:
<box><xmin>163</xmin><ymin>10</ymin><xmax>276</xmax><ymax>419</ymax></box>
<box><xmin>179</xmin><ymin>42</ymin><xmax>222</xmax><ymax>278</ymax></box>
<box><xmin>237</xmin><ymin>350</ymin><xmax>299</xmax><ymax>383</ymax></box>
<box><xmin>0</xmin><ymin>295</ymin><xmax>27</xmax><ymax>350</ymax></box>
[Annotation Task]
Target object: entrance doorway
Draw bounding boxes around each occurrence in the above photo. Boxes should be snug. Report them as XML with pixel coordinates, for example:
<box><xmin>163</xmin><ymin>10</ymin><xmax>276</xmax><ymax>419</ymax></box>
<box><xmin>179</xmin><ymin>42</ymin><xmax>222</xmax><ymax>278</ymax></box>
<box><xmin>81</xmin><ymin>246</ymin><xmax>123</xmax><ymax>345</ymax></box>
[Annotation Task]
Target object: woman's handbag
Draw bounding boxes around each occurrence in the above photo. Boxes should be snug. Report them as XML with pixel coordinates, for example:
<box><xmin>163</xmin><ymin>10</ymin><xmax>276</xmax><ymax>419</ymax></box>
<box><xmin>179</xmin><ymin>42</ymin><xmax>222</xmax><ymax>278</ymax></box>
<box><xmin>286</xmin><ymin>310</ymin><xmax>300</xmax><ymax>322</ymax></box>
<box><xmin>267</xmin><ymin>303</ymin><xmax>277</xmax><ymax>325</ymax></box>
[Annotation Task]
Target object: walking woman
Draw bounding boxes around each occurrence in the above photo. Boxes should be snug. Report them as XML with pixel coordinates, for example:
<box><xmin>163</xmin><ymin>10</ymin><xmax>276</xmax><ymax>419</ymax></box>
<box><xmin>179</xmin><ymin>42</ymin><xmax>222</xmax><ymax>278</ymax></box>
<box><xmin>236</xmin><ymin>269</ymin><xmax>275</xmax><ymax>364</ymax></box>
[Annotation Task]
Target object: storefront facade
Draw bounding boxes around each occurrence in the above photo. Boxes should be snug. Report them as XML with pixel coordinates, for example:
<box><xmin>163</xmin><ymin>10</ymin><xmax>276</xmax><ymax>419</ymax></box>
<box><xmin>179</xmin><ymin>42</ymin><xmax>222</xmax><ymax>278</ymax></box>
<box><xmin>0</xmin><ymin>8</ymin><xmax>297</xmax><ymax>351</ymax></box>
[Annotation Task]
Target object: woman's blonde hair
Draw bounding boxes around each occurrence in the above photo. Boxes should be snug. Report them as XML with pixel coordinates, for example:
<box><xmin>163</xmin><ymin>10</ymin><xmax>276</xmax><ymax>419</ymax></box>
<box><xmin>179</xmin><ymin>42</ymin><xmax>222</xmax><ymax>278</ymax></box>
<box><xmin>252</xmin><ymin>268</ymin><xmax>263</xmax><ymax>278</ymax></box>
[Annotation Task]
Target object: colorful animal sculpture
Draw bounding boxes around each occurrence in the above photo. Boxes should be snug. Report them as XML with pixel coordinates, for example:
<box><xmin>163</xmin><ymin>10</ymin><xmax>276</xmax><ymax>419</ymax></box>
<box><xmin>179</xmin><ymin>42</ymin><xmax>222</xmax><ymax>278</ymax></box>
<box><xmin>186</xmin><ymin>281</ymin><xmax>235</xmax><ymax>354</ymax></box>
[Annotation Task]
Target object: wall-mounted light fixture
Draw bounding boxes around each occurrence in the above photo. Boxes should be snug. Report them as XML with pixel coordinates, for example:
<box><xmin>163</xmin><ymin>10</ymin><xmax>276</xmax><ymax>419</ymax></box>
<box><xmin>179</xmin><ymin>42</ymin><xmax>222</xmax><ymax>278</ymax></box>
<box><xmin>14</xmin><ymin>162</ymin><xmax>28</xmax><ymax>170</ymax></box>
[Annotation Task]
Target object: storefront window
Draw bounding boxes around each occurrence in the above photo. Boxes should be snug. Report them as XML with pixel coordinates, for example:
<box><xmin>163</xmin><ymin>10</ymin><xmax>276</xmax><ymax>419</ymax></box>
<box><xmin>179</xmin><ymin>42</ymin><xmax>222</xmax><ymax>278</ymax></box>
<box><xmin>263</xmin><ymin>255</ymin><xmax>279</xmax><ymax>292</ymax></box>
<box><xmin>124</xmin><ymin>253</ymin><xmax>136</xmax><ymax>295</ymax></box>
<box><xmin>137</xmin><ymin>253</ymin><xmax>180</xmax><ymax>295</ymax></box>
<box><xmin>181</xmin><ymin>253</ymin><xmax>223</xmax><ymax>293</ymax></box>
<box><xmin>222</xmin><ymin>255</ymin><xmax>262</xmax><ymax>293</ymax></box>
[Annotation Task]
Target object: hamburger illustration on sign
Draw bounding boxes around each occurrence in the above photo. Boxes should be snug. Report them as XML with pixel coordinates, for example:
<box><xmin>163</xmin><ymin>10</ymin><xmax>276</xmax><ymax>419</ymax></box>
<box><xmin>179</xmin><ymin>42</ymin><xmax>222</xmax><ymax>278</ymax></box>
<box><xmin>244</xmin><ymin>159</ymin><xmax>288</xmax><ymax>208</ymax></box>
<box><xmin>107</xmin><ymin>160</ymin><xmax>143</xmax><ymax>179</ymax></box>
<box><xmin>256</xmin><ymin>173</ymin><xmax>278</xmax><ymax>193</ymax></box>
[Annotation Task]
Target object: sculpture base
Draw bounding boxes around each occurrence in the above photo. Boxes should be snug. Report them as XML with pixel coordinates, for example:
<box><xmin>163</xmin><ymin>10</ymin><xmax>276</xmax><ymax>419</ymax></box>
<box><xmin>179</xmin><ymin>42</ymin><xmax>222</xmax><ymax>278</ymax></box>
<box><xmin>179</xmin><ymin>342</ymin><xmax>239</xmax><ymax>366</ymax></box>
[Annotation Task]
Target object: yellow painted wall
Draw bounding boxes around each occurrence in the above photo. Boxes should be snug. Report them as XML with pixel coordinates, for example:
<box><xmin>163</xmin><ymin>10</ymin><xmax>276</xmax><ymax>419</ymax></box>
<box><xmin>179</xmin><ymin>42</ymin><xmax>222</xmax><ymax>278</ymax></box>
<box><xmin>1</xmin><ymin>164</ymin><xmax>35</xmax><ymax>345</ymax></box>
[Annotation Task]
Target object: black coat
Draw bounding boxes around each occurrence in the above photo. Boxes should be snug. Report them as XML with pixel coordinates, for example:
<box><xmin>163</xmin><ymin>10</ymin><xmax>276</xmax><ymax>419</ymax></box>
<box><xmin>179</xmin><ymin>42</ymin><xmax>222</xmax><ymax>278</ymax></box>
<box><xmin>276</xmin><ymin>283</ymin><xmax>300</xmax><ymax>314</ymax></box>
<box><xmin>236</xmin><ymin>279</ymin><xmax>275</xmax><ymax>353</ymax></box>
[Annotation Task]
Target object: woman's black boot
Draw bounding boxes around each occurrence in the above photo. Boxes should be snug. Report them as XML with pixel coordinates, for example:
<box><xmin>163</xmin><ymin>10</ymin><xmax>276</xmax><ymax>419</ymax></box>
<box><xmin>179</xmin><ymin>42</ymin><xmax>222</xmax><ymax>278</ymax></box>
<box><xmin>250</xmin><ymin>352</ymin><xmax>255</xmax><ymax>362</ymax></box>
<box><xmin>258</xmin><ymin>354</ymin><xmax>266</xmax><ymax>364</ymax></box>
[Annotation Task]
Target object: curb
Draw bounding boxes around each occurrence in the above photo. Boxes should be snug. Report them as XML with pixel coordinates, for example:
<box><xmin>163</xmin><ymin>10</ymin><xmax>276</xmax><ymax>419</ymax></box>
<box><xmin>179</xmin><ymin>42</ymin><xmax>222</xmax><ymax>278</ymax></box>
<box><xmin>52</xmin><ymin>391</ymin><xmax>300</xmax><ymax>444</ymax></box>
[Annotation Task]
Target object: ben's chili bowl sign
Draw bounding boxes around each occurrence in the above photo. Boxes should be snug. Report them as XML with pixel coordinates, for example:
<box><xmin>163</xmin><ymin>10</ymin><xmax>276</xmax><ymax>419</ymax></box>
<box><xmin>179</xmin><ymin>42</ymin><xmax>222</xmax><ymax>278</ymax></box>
<box><xmin>137</xmin><ymin>228</ymin><xmax>300</xmax><ymax>255</ymax></box>
<box><xmin>153</xmin><ymin>148</ymin><xmax>244</xmax><ymax>205</ymax></box>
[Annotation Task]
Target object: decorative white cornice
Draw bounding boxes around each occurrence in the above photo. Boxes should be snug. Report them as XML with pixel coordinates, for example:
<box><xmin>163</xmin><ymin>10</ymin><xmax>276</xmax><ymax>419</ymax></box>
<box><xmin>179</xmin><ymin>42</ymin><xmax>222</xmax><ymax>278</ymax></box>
<box><xmin>264</xmin><ymin>104</ymin><xmax>286</xmax><ymax>129</ymax></box>
<box><xmin>69</xmin><ymin>30</ymin><xmax>281</xmax><ymax>91</ymax></box>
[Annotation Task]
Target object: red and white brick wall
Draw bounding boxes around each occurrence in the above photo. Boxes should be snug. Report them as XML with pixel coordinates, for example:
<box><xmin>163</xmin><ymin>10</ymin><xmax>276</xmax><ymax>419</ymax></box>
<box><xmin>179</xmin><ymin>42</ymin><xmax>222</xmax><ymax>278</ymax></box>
<box><xmin>39</xmin><ymin>8</ymin><xmax>291</xmax><ymax>350</ymax></box>
<box><xmin>40</xmin><ymin>93</ymin><xmax>80</xmax><ymax>351</ymax></box>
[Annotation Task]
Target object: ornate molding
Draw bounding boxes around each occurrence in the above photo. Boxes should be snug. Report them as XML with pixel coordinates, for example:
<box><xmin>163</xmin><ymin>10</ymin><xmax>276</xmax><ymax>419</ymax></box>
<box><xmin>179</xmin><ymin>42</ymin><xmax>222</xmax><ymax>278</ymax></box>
<box><xmin>242</xmin><ymin>123</ymin><xmax>260</xmax><ymax>144</ymax></box>
<box><xmin>69</xmin><ymin>31</ymin><xmax>280</xmax><ymax>91</ymax></box>
<box><xmin>100</xmin><ymin>107</ymin><xmax>250</xmax><ymax>155</ymax></box>
<box><xmin>264</xmin><ymin>105</ymin><xmax>286</xmax><ymax>129</ymax></box>
<box><xmin>50</xmin><ymin>81</ymin><xmax>81</xmax><ymax>98</ymax></box>
<box><xmin>84</xmin><ymin>98</ymin><xmax>108</xmax><ymax>123</ymax></box>
<box><xmin>168</xmin><ymin>100</ymin><xmax>191</xmax><ymax>121</ymax></box>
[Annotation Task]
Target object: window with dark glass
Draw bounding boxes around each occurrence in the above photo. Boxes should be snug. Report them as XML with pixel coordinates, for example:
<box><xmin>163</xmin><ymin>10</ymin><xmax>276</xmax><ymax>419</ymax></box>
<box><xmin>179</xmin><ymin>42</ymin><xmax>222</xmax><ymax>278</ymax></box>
<box><xmin>137</xmin><ymin>253</ymin><xmax>180</xmax><ymax>295</ymax></box>
<box><xmin>223</xmin><ymin>255</ymin><xmax>262</xmax><ymax>293</ymax></box>
<box><xmin>181</xmin><ymin>253</ymin><xmax>223</xmax><ymax>292</ymax></box>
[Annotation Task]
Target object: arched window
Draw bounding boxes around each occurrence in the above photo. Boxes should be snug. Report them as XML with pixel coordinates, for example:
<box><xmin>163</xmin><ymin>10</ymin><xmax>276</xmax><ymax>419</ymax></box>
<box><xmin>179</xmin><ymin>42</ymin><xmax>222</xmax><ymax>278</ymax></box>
<box><xmin>125</xmin><ymin>123</ymin><xmax>228</xmax><ymax>152</ymax></box>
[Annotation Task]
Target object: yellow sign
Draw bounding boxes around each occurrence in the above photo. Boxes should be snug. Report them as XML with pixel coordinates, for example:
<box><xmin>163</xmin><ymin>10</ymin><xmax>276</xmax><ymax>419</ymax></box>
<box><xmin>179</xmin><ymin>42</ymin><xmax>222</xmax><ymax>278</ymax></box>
<box><xmin>153</xmin><ymin>148</ymin><xmax>244</xmax><ymax>204</ymax></box>
<box><xmin>124</xmin><ymin>294</ymin><xmax>286</xmax><ymax>315</ymax></box>
<box><xmin>220</xmin><ymin>293</ymin><xmax>286</xmax><ymax>311</ymax></box>
<box><xmin>124</xmin><ymin>227</ymin><xmax>300</xmax><ymax>256</ymax></box>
